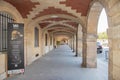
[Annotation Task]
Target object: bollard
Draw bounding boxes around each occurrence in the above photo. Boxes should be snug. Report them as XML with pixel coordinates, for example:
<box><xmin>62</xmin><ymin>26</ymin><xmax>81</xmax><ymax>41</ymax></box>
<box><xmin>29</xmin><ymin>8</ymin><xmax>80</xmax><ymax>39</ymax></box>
<box><xmin>105</xmin><ymin>51</ymin><xmax>108</xmax><ymax>60</ymax></box>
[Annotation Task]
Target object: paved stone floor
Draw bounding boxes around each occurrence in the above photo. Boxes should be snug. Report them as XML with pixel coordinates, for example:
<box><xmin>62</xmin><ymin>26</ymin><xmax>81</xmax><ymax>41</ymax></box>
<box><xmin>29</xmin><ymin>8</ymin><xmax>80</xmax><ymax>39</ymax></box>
<box><xmin>7</xmin><ymin>45</ymin><xmax>108</xmax><ymax>80</ymax></box>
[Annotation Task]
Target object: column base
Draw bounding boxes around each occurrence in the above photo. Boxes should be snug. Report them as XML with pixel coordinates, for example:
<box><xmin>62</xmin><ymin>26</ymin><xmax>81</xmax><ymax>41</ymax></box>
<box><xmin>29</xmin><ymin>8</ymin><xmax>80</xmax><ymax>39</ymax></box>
<box><xmin>81</xmin><ymin>62</ymin><xmax>97</xmax><ymax>68</ymax></box>
<box><xmin>81</xmin><ymin>62</ymin><xmax>87</xmax><ymax>68</ymax></box>
<box><xmin>75</xmin><ymin>53</ymin><xmax>78</xmax><ymax>57</ymax></box>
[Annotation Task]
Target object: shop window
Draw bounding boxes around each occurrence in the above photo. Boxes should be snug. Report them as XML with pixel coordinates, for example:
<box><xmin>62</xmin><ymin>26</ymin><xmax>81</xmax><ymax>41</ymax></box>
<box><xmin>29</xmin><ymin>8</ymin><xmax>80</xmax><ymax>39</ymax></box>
<box><xmin>0</xmin><ymin>12</ymin><xmax>14</xmax><ymax>52</ymax></box>
<box><xmin>50</xmin><ymin>36</ymin><xmax>52</xmax><ymax>45</ymax></box>
<box><xmin>34</xmin><ymin>27</ymin><xmax>39</xmax><ymax>47</ymax></box>
<box><xmin>45</xmin><ymin>34</ymin><xmax>47</xmax><ymax>46</ymax></box>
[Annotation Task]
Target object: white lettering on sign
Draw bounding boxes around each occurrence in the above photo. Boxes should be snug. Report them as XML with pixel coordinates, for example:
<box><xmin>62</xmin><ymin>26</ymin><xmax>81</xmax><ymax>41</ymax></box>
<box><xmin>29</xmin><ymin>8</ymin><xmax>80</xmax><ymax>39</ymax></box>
<box><xmin>13</xmin><ymin>24</ymin><xmax>19</xmax><ymax>28</ymax></box>
<box><xmin>8</xmin><ymin>69</ymin><xmax>24</xmax><ymax>74</ymax></box>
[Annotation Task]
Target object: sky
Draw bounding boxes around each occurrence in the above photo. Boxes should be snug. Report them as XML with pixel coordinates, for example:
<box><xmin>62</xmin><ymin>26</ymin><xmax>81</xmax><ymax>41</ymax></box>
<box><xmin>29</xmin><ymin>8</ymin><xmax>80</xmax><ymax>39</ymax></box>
<box><xmin>97</xmin><ymin>8</ymin><xmax>108</xmax><ymax>33</ymax></box>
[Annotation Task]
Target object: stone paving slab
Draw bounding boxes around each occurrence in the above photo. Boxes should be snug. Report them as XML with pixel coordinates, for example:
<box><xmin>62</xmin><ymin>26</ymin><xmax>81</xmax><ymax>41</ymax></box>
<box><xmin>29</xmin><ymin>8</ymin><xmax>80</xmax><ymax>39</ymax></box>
<box><xmin>7</xmin><ymin>45</ymin><xmax>108</xmax><ymax>80</ymax></box>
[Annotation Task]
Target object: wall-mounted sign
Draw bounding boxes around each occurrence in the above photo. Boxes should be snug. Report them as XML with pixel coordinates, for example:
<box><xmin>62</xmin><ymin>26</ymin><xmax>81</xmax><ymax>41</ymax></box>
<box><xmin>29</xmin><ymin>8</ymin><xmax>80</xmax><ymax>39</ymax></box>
<box><xmin>7</xmin><ymin>23</ymin><xmax>24</xmax><ymax>74</ymax></box>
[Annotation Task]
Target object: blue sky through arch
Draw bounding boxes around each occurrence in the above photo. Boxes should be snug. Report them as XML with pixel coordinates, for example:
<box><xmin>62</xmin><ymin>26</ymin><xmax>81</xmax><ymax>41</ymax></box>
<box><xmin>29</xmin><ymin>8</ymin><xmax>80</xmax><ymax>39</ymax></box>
<box><xmin>97</xmin><ymin>8</ymin><xmax>108</xmax><ymax>33</ymax></box>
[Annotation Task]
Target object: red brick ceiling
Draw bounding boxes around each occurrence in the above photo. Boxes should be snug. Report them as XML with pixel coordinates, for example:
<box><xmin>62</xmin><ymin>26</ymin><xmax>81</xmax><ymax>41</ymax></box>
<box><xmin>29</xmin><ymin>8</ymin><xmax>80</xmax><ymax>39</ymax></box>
<box><xmin>39</xmin><ymin>22</ymin><xmax>78</xmax><ymax>29</ymax></box>
<box><xmin>48</xmin><ymin>28</ymin><xmax>75</xmax><ymax>32</ymax></box>
<box><xmin>39</xmin><ymin>22</ymin><xmax>51</xmax><ymax>28</ymax></box>
<box><xmin>5</xmin><ymin>0</ymin><xmax>40</xmax><ymax>18</ymax></box>
<box><xmin>33</xmin><ymin>7</ymin><xmax>77</xmax><ymax>19</ymax></box>
<box><xmin>5</xmin><ymin>0</ymin><xmax>91</xmax><ymax>33</ymax></box>
<box><xmin>64</xmin><ymin>22</ymin><xmax>79</xmax><ymax>28</ymax></box>
<box><xmin>42</xmin><ymin>18</ymin><xmax>70</xmax><ymax>22</ymax></box>
<box><xmin>39</xmin><ymin>23</ymin><xmax>63</xmax><ymax>29</ymax></box>
<box><xmin>53</xmin><ymin>31</ymin><xmax>73</xmax><ymax>35</ymax></box>
<box><xmin>51</xmin><ymin>24</ymin><xmax>71</xmax><ymax>28</ymax></box>
<box><xmin>4</xmin><ymin>0</ymin><xmax>92</xmax><ymax>18</ymax></box>
<box><xmin>60</xmin><ymin>0</ymin><xmax>91</xmax><ymax>16</ymax></box>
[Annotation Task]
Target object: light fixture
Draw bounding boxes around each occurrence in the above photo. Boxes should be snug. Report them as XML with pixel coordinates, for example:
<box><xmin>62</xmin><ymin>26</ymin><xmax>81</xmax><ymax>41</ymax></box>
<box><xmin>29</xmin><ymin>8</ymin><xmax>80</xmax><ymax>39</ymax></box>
<box><xmin>51</xmin><ymin>15</ymin><xmax>58</xmax><ymax>18</ymax></box>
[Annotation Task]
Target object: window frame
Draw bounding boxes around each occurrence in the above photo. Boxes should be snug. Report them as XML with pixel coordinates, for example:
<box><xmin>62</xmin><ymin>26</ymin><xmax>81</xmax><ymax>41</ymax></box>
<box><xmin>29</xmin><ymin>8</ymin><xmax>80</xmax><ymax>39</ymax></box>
<box><xmin>45</xmin><ymin>34</ymin><xmax>48</xmax><ymax>46</ymax></box>
<box><xmin>0</xmin><ymin>12</ymin><xmax>14</xmax><ymax>52</ymax></box>
<box><xmin>34</xmin><ymin>27</ymin><xmax>39</xmax><ymax>47</ymax></box>
<box><xmin>50</xmin><ymin>36</ymin><xmax>52</xmax><ymax>45</ymax></box>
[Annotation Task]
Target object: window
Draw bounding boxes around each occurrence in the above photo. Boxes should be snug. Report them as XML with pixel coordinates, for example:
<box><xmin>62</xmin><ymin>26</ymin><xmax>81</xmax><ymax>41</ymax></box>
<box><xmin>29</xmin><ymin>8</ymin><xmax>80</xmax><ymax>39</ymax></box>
<box><xmin>50</xmin><ymin>36</ymin><xmax>52</xmax><ymax>45</ymax></box>
<box><xmin>0</xmin><ymin>12</ymin><xmax>14</xmax><ymax>52</ymax></box>
<box><xmin>45</xmin><ymin>34</ymin><xmax>47</xmax><ymax>46</ymax></box>
<box><xmin>34</xmin><ymin>27</ymin><xmax>39</xmax><ymax>47</ymax></box>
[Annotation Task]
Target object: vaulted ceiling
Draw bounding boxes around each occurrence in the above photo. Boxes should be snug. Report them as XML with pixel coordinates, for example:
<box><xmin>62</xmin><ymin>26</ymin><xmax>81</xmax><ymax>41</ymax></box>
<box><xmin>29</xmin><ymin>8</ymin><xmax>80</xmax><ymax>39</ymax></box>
<box><xmin>4</xmin><ymin>0</ymin><xmax>92</xmax><ymax>38</ymax></box>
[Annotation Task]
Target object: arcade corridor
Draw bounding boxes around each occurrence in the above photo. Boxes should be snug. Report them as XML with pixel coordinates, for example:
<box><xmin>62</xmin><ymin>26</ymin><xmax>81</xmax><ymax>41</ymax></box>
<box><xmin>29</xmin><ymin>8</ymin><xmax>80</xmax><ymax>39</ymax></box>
<box><xmin>8</xmin><ymin>45</ymin><xmax>108</xmax><ymax>80</ymax></box>
<box><xmin>1</xmin><ymin>0</ymin><xmax>120</xmax><ymax>80</ymax></box>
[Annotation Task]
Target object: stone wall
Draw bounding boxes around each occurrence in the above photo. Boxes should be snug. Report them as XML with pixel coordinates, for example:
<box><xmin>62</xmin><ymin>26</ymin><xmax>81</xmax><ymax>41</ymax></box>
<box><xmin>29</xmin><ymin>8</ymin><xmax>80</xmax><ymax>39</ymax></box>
<box><xmin>0</xmin><ymin>1</ymin><xmax>54</xmax><ymax>79</ymax></box>
<box><xmin>0</xmin><ymin>1</ymin><xmax>23</xmax><ymax>79</ymax></box>
<box><xmin>25</xmin><ymin>23</ymin><xmax>43</xmax><ymax>65</ymax></box>
<box><xmin>107</xmin><ymin>0</ymin><xmax>120</xmax><ymax>80</ymax></box>
<box><xmin>0</xmin><ymin>54</ymin><xmax>7</xmax><ymax>80</ymax></box>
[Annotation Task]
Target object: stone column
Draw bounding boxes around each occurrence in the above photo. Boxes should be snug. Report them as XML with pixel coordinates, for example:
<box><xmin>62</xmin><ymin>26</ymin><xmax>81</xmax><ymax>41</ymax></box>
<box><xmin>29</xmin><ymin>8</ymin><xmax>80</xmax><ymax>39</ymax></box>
<box><xmin>107</xmin><ymin>1</ymin><xmax>120</xmax><ymax>79</ymax></box>
<box><xmin>108</xmin><ymin>26</ymin><xmax>120</xmax><ymax>80</ymax></box>
<box><xmin>77</xmin><ymin>39</ymin><xmax>82</xmax><ymax>57</ymax></box>
<box><xmin>53</xmin><ymin>37</ymin><xmax>56</xmax><ymax>48</ymax></box>
<box><xmin>81</xmin><ymin>31</ymin><xmax>87</xmax><ymax>67</ymax></box>
<box><xmin>72</xmin><ymin>35</ymin><xmax>75</xmax><ymax>52</ymax></box>
<box><xmin>70</xmin><ymin>37</ymin><xmax>73</xmax><ymax>50</ymax></box>
<box><xmin>74</xmin><ymin>34</ymin><xmax>76</xmax><ymax>53</ymax></box>
<box><xmin>84</xmin><ymin>0</ymin><xmax>102</xmax><ymax>68</ymax></box>
<box><xmin>75</xmin><ymin>27</ymin><xmax>78</xmax><ymax>56</ymax></box>
<box><xmin>81</xmin><ymin>32</ymin><xmax>97</xmax><ymax>68</ymax></box>
<box><xmin>86</xmin><ymin>33</ymin><xmax>97</xmax><ymax>68</ymax></box>
<box><xmin>77</xmin><ymin>25</ymin><xmax>83</xmax><ymax>57</ymax></box>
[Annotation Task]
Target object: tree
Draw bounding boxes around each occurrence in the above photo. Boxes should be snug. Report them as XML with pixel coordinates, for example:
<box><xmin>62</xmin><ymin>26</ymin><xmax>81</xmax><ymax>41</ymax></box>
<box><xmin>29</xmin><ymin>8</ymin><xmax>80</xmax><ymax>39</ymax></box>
<box><xmin>98</xmin><ymin>32</ymin><xmax>108</xmax><ymax>39</ymax></box>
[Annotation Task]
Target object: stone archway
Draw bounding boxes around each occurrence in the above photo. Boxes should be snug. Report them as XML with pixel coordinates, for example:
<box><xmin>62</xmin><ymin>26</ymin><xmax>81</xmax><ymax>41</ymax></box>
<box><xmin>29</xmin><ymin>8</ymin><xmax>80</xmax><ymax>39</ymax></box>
<box><xmin>27</xmin><ymin>14</ymin><xmax>82</xmax><ymax>26</ymax></box>
<box><xmin>106</xmin><ymin>1</ymin><xmax>120</xmax><ymax>80</ymax></box>
<box><xmin>84</xmin><ymin>0</ymin><xmax>120</xmax><ymax>80</ymax></box>
<box><xmin>82</xmin><ymin>1</ymin><xmax>104</xmax><ymax>68</ymax></box>
<box><xmin>0</xmin><ymin>0</ymin><xmax>23</xmax><ymax>23</ymax></box>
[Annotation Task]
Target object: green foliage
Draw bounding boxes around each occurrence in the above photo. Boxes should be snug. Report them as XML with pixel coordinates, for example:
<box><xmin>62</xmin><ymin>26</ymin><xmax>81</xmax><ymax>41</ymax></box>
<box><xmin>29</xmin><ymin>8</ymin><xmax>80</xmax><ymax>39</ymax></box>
<box><xmin>98</xmin><ymin>32</ymin><xmax>108</xmax><ymax>39</ymax></box>
<box><xmin>56</xmin><ymin>41</ymin><xmax>60</xmax><ymax>45</ymax></box>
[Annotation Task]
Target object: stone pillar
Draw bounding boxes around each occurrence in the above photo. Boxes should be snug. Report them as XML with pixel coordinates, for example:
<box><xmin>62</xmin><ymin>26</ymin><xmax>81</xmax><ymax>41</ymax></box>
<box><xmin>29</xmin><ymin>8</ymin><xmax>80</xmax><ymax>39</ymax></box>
<box><xmin>85</xmin><ymin>0</ymin><xmax>102</xmax><ymax>68</ymax></box>
<box><xmin>108</xmin><ymin>26</ymin><xmax>120</xmax><ymax>80</ymax></box>
<box><xmin>107</xmin><ymin>1</ymin><xmax>120</xmax><ymax>79</ymax></box>
<box><xmin>53</xmin><ymin>38</ymin><xmax>56</xmax><ymax>48</ymax></box>
<box><xmin>81</xmin><ymin>32</ymin><xmax>97</xmax><ymax>68</ymax></box>
<box><xmin>77</xmin><ymin>25</ymin><xmax>83</xmax><ymax>57</ymax></box>
<box><xmin>77</xmin><ymin>39</ymin><xmax>82</xmax><ymax>57</ymax></box>
<box><xmin>74</xmin><ymin>34</ymin><xmax>76</xmax><ymax>53</ymax></box>
<box><xmin>86</xmin><ymin>33</ymin><xmax>97</xmax><ymax>68</ymax></box>
<box><xmin>75</xmin><ymin>27</ymin><xmax>78</xmax><ymax>56</ymax></box>
<box><xmin>81</xmin><ymin>31</ymin><xmax>87</xmax><ymax>67</ymax></box>
<box><xmin>72</xmin><ymin>35</ymin><xmax>75</xmax><ymax>52</ymax></box>
<box><xmin>70</xmin><ymin>37</ymin><xmax>73</xmax><ymax>50</ymax></box>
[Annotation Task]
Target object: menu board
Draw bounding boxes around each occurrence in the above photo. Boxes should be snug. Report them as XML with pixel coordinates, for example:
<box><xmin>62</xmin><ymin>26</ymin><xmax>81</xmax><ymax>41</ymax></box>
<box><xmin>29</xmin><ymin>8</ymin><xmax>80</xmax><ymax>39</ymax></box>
<box><xmin>7</xmin><ymin>23</ymin><xmax>24</xmax><ymax>74</ymax></box>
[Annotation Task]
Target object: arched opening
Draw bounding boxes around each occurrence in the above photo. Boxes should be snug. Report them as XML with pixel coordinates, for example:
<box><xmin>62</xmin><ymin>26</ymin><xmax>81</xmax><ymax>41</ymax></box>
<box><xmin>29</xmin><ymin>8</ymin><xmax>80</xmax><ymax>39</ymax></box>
<box><xmin>97</xmin><ymin>8</ymin><xmax>109</xmax><ymax>64</ymax></box>
<box><xmin>86</xmin><ymin>1</ymin><xmax>109</xmax><ymax>79</ymax></box>
<box><xmin>97</xmin><ymin>8</ymin><xmax>109</xmax><ymax>80</ymax></box>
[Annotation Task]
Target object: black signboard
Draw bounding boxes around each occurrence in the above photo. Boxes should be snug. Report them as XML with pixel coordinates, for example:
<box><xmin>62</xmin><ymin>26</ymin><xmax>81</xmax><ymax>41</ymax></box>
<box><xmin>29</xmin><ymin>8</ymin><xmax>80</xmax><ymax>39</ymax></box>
<box><xmin>7</xmin><ymin>23</ymin><xmax>24</xmax><ymax>74</ymax></box>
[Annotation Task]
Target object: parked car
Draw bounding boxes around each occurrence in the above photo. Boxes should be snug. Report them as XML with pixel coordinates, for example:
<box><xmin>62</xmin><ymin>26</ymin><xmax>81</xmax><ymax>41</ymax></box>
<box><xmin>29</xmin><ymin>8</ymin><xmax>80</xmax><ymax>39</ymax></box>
<box><xmin>97</xmin><ymin>42</ymin><xmax>103</xmax><ymax>53</ymax></box>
